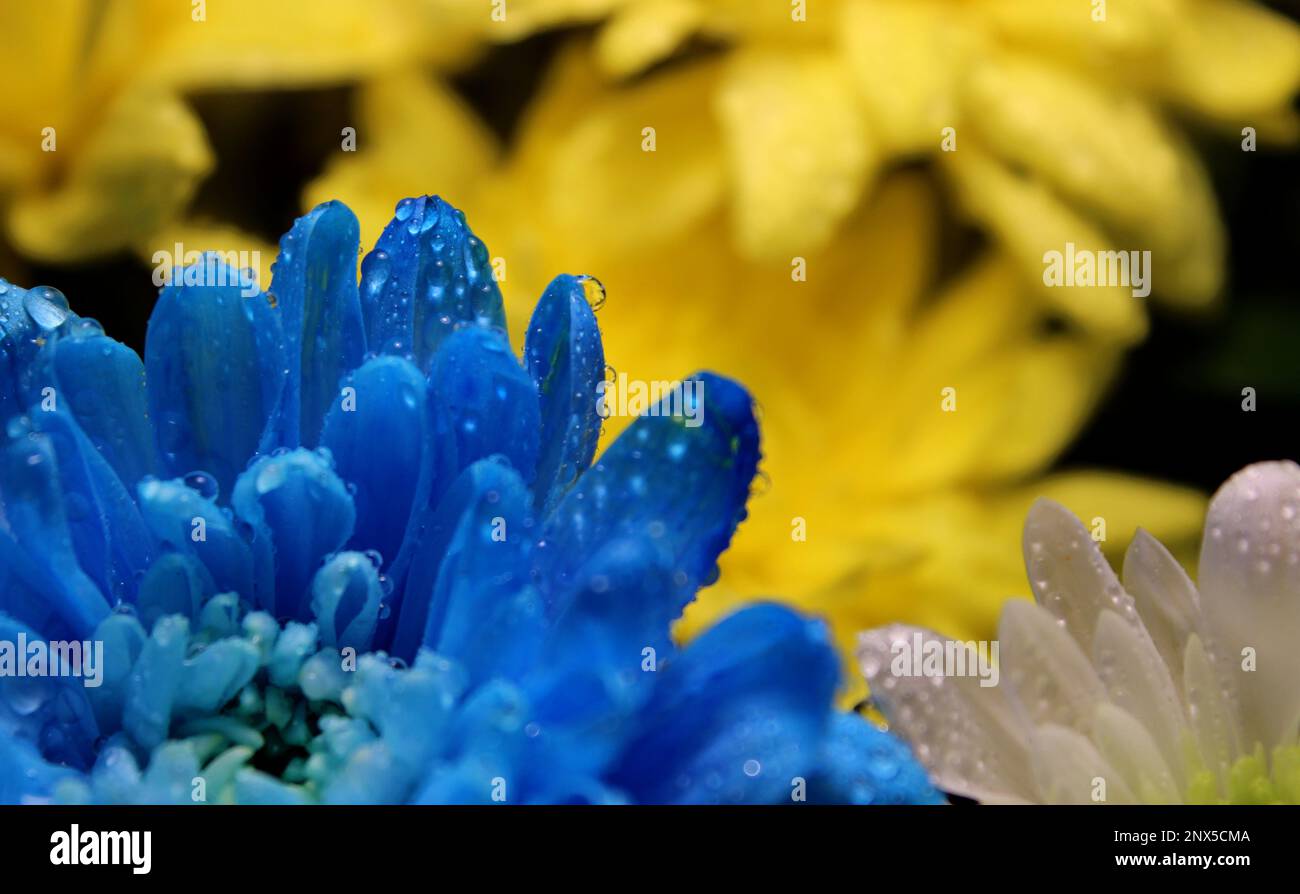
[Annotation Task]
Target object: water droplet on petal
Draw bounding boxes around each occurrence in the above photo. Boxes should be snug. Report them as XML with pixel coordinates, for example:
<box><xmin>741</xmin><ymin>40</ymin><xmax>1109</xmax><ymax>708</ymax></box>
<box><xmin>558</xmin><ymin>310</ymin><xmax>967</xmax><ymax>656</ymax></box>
<box><xmin>23</xmin><ymin>286</ymin><xmax>71</xmax><ymax>330</ymax></box>
<box><xmin>182</xmin><ymin>470</ymin><xmax>219</xmax><ymax>501</ymax></box>
<box><xmin>577</xmin><ymin>275</ymin><xmax>606</xmax><ymax>312</ymax></box>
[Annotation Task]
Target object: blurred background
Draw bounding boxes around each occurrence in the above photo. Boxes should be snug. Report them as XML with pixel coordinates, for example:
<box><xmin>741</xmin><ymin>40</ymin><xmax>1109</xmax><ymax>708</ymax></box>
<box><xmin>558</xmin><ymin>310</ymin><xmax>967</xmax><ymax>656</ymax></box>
<box><xmin>3</xmin><ymin>0</ymin><xmax>1299</xmax><ymax>695</ymax></box>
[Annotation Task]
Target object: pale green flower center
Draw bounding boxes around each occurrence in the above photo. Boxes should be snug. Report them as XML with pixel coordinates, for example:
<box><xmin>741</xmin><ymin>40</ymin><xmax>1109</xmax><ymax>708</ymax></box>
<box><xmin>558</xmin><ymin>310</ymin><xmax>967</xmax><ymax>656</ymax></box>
<box><xmin>1187</xmin><ymin>744</ymin><xmax>1300</xmax><ymax>804</ymax></box>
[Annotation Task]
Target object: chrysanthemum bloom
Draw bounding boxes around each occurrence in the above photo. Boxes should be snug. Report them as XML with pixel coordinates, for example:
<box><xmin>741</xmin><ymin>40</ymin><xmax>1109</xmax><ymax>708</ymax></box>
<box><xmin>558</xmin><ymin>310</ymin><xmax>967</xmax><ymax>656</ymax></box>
<box><xmin>427</xmin><ymin>0</ymin><xmax>1300</xmax><ymax>336</ymax></box>
<box><xmin>860</xmin><ymin>462</ymin><xmax>1300</xmax><ymax>804</ymax></box>
<box><xmin>0</xmin><ymin>195</ymin><xmax>940</xmax><ymax>804</ymax></box>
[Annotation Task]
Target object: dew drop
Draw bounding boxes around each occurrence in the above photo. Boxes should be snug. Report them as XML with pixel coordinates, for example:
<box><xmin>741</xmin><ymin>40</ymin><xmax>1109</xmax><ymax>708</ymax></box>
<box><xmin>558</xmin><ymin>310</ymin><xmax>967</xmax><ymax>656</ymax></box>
<box><xmin>23</xmin><ymin>286</ymin><xmax>71</xmax><ymax>330</ymax></box>
<box><xmin>182</xmin><ymin>470</ymin><xmax>220</xmax><ymax>501</ymax></box>
<box><xmin>578</xmin><ymin>275</ymin><xmax>607</xmax><ymax>312</ymax></box>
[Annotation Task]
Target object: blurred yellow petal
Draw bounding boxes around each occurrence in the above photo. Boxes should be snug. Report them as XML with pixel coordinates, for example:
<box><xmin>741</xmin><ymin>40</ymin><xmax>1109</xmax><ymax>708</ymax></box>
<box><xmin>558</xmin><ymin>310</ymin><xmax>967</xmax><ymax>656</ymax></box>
<box><xmin>0</xmin><ymin>0</ymin><xmax>85</xmax><ymax>136</ymax></box>
<box><xmin>960</xmin><ymin>51</ymin><xmax>1224</xmax><ymax>308</ymax></box>
<box><xmin>693</xmin><ymin>0</ymin><xmax>837</xmax><ymax>43</ymax></box>
<box><xmin>532</xmin><ymin>47</ymin><xmax>726</xmax><ymax>256</ymax></box>
<box><xmin>8</xmin><ymin>88</ymin><xmax>212</xmax><ymax>261</ymax></box>
<box><xmin>979</xmin><ymin>0</ymin><xmax>1177</xmax><ymax>61</ymax></box>
<box><xmin>129</xmin><ymin>0</ymin><xmax>473</xmax><ymax>89</ymax></box>
<box><xmin>886</xmin><ymin>257</ymin><xmax>1120</xmax><ymax>490</ymax></box>
<box><xmin>307</xmin><ymin>69</ymin><xmax>500</xmax><ymax>252</ymax></box>
<box><xmin>981</xmin><ymin>53</ymin><xmax>1224</xmax><ymax>301</ymax></box>
<box><xmin>715</xmin><ymin>49</ymin><xmax>875</xmax><ymax>259</ymax></box>
<box><xmin>470</xmin><ymin>0</ymin><xmax>633</xmax><ymax>42</ymax></box>
<box><xmin>941</xmin><ymin>143</ymin><xmax>1148</xmax><ymax>341</ymax></box>
<box><xmin>2</xmin><ymin>0</ymin><xmax>489</xmax><ymax>267</ymax></box>
<box><xmin>595</xmin><ymin>0</ymin><xmax>702</xmax><ymax>77</ymax></box>
<box><xmin>955</xmin><ymin>338</ymin><xmax>1117</xmax><ymax>482</ymax></box>
<box><xmin>0</xmin><ymin>0</ymin><xmax>89</xmax><ymax>192</ymax></box>
<box><xmin>837</xmin><ymin>0</ymin><xmax>968</xmax><ymax>155</ymax></box>
<box><xmin>1150</xmin><ymin>0</ymin><xmax>1300</xmax><ymax>124</ymax></box>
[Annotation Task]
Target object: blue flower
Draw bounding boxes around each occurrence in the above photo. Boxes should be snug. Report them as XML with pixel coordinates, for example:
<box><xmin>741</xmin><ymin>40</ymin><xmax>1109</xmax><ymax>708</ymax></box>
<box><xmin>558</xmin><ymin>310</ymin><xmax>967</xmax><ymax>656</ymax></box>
<box><xmin>0</xmin><ymin>196</ymin><xmax>942</xmax><ymax>804</ymax></box>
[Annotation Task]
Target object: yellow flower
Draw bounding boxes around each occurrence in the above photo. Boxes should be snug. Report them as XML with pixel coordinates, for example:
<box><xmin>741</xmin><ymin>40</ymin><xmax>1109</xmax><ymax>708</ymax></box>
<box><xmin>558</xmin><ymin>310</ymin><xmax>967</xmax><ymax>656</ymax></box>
<box><xmin>439</xmin><ymin>0</ymin><xmax>1300</xmax><ymax>341</ymax></box>
<box><xmin>0</xmin><ymin>0</ymin><xmax>478</xmax><ymax>266</ymax></box>
<box><xmin>308</xmin><ymin>47</ymin><xmax>1210</xmax><ymax>701</ymax></box>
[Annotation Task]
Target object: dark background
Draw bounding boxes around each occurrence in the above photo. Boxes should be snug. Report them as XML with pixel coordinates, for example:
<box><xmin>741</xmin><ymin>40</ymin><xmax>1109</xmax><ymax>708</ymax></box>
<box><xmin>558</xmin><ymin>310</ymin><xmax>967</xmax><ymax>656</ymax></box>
<box><xmin>2</xmin><ymin>21</ymin><xmax>1297</xmax><ymax>497</ymax></box>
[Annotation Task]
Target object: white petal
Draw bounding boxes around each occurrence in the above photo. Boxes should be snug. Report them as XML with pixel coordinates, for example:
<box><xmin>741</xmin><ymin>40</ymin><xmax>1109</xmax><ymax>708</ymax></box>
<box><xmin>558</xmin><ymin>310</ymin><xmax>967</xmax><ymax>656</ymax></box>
<box><xmin>1091</xmin><ymin>703</ymin><xmax>1182</xmax><ymax>804</ymax></box>
<box><xmin>1029</xmin><ymin>724</ymin><xmax>1136</xmax><ymax>804</ymax></box>
<box><xmin>1198</xmin><ymin>461</ymin><xmax>1300</xmax><ymax>750</ymax></box>
<box><xmin>1184</xmin><ymin>633</ymin><xmax>1241</xmax><ymax>792</ymax></box>
<box><xmin>1091</xmin><ymin>609</ymin><xmax>1188</xmax><ymax>786</ymax></box>
<box><xmin>858</xmin><ymin>625</ymin><xmax>1034</xmax><ymax>803</ymax></box>
<box><xmin>1023</xmin><ymin>498</ymin><xmax>1141</xmax><ymax>650</ymax></box>
<box><xmin>1122</xmin><ymin>527</ymin><xmax>1204</xmax><ymax>681</ymax></box>
<box><xmin>998</xmin><ymin>600</ymin><xmax>1108</xmax><ymax>736</ymax></box>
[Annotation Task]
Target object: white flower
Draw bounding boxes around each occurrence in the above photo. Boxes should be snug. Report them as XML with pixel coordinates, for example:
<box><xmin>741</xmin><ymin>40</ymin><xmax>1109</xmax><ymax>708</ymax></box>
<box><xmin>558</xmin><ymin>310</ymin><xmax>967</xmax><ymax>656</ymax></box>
<box><xmin>858</xmin><ymin>461</ymin><xmax>1300</xmax><ymax>804</ymax></box>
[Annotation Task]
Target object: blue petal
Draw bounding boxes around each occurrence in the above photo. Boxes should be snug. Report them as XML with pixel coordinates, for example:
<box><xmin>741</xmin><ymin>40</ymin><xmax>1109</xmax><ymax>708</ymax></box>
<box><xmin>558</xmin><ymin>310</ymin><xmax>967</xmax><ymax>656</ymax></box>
<box><xmin>310</xmin><ymin>551</ymin><xmax>383</xmax><ymax>653</ymax></box>
<box><xmin>30</xmin><ymin>408</ymin><xmax>154</xmax><ymax>603</ymax></box>
<box><xmin>0</xmin><ymin>282</ymin><xmax>76</xmax><ymax>423</ymax></box>
<box><xmin>267</xmin><ymin>621</ymin><xmax>318</xmax><ymax>688</ymax></box>
<box><xmin>269</xmin><ymin>200</ymin><xmax>367</xmax><ymax>447</ymax></box>
<box><xmin>430</xmin><ymin>325</ymin><xmax>540</xmax><ymax>484</ymax></box>
<box><xmin>136</xmin><ymin>553</ymin><xmax>212</xmax><ymax>630</ymax></box>
<box><xmin>88</xmin><ymin>742</ymin><xmax>143</xmax><ymax>804</ymax></box>
<box><xmin>144</xmin><ymin>258</ymin><xmax>287</xmax><ymax>498</ymax></box>
<box><xmin>523</xmin><ymin>275</ymin><xmax>606</xmax><ymax>515</ymax></box>
<box><xmin>319</xmin><ymin>356</ymin><xmax>429</xmax><ymax>569</ymax></box>
<box><xmin>539</xmin><ymin>371</ymin><xmax>759</xmax><ymax>617</ymax></box>
<box><xmin>0</xmin><ymin>280</ymin><xmax>37</xmax><ymax>420</ymax></box>
<box><xmin>23</xmin><ymin>412</ymin><xmax>113</xmax><ymax>598</ymax></box>
<box><xmin>359</xmin><ymin>196</ymin><xmax>505</xmax><ymax>370</ymax></box>
<box><xmin>134</xmin><ymin>741</ymin><xmax>200</xmax><ymax>804</ymax></box>
<box><xmin>137</xmin><ymin>477</ymin><xmax>258</xmax><ymax>604</ymax></box>
<box><xmin>0</xmin><ymin>612</ymin><xmax>101</xmax><ymax>772</ymax></box>
<box><xmin>806</xmin><ymin>713</ymin><xmax>944</xmax><ymax>804</ymax></box>
<box><xmin>124</xmin><ymin>614</ymin><xmax>189</xmax><ymax>751</ymax></box>
<box><xmin>175</xmin><ymin>638</ymin><xmax>260</xmax><ymax>716</ymax></box>
<box><xmin>545</xmin><ymin>535</ymin><xmax>677</xmax><ymax>665</ymax></box>
<box><xmin>231</xmin><ymin>449</ymin><xmax>356</xmax><ymax>621</ymax></box>
<box><xmin>0</xmin><ymin>426</ymin><xmax>110</xmax><ymax>638</ymax></box>
<box><xmin>525</xmin><ymin>536</ymin><xmax>676</xmax><ymax>770</ymax></box>
<box><xmin>299</xmin><ymin>649</ymin><xmax>351</xmax><ymax>701</ymax></box>
<box><xmin>29</xmin><ymin>324</ymin><xmax>158</xmax><ymax>487</ymax></box>
<box><xmin>0</xmin><ymin>531</ymin><xmax>78</xmax><ymax>640</ymax></box>
<box><xmin>413</xmin><ymin>680</ymin><xmax>528</xmax><ymax>804</ymax></box>
<box><xmin>330</xmin><ymin>651</ymin><xmax>465</xmax><ymax>800</ymax></box>
<box><xmin>84</xmin><ymin>611</ymin><xmax>148</xmax><ymax>736</ymax></box>
<box><xmin>0</xmin><ymin>735</ymin><xmax>78</xmax><ymax>804</ymax></box>
<box><xmin>416</xmin><ymin>462</ymin><xmax>542</xmax><ymax>683</ymax></box>
<box><xmin>609</xmin><ymin>603</ymin><xmax>839</xmax><ymax>804</ymax></box>
<box><xmin>391</xmin><ymin>459</ymin><xmax>536</xmax><ymax>662</ymax></box>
